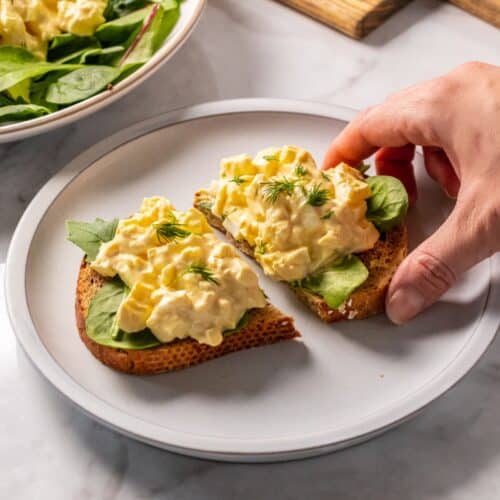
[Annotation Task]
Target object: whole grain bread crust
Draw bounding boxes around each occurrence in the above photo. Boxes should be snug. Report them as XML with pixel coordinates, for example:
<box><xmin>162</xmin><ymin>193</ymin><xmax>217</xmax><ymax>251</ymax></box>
<box><xmin>76</xmin><ymin>260</ymin><xmax>299</xmax><ymax>375</ymax></box>
<box><xmin>194</xmin><ymin>191</ymin><xmax>408</xmax><ymax>323</ymax></box>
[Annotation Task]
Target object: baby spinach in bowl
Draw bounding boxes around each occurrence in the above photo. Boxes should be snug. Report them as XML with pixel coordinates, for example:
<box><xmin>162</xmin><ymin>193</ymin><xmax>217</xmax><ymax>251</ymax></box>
<box><xmin>0</xmin><ymin>0</ymin><xmax>184</xmax><ymax>125</ymax></box>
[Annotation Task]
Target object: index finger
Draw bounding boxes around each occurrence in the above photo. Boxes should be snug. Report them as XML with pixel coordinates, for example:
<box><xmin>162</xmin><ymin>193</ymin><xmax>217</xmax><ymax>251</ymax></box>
<box><xmin>322</xmin><ymin>109</ymin><xmax>379</xmax><ymax>169</ymax></box>
<box><xmin>322</xmin><ymin>99</ymin><xmax>434</xmax><ymax>170</ymax></box>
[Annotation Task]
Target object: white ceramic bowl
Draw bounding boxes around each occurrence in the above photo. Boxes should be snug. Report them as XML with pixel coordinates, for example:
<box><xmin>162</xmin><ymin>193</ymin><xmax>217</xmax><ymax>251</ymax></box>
<box><xmin>0</xmin><ymin>0</ymin><xmax>205</xmax><ymax>143</ymax></box>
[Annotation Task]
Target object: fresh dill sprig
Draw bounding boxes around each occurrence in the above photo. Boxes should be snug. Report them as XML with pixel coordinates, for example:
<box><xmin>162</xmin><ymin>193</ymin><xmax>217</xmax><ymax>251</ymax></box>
<box><xmin>321</xmin><ymin>171</ymin><xmax>331</xmax><ymax>182</ymax></box>
<box><xmin>357</xmin><ymin>162</ymin><xmax>370</xmax><ymax>174</ymax></box>
<box><xmin>197</xmin><ymin>200</ymin><xmax>213</xmax><ymax>210</ymax></box>
<box><xmin>255</xmin><ymin>241</ymin><xmax>267</xmax><ymax>255</ymax></box>
<box><xmin>154</xmin><ymin>217</ymin><xmax>191</xmax><ymax>243</ymax></box>
<box><xmin>261</xmin><ymin>176</ymin><xmax>297</xmax><ymax>203</ymax></box>
<box><xmin>184</xmin><ymin>263</ymin><xmax>220</xmax><ymax>285</ymax></box>
<box><xmin>321</xmin><ymin>209</ymin><xmax>334</xmax><ymax>220</ymax></box>
<box><xmin>229</xmin><ymin>175</ymin><xmax>245</xmax><ymax>185</ymax></box>
<box><xmin>263</xmin><ymin>154</ymin><xmax>279</xmax><ymax>161</ymax></box>
<box><xmin>294</xmin><ymin>164</ymin><xmax>308</xmax><ymax>177</ymax></box>
<box><xmin>306</xmin><ymin>183</ymin><xmax>330</xmax><ymax>207</ymax></box>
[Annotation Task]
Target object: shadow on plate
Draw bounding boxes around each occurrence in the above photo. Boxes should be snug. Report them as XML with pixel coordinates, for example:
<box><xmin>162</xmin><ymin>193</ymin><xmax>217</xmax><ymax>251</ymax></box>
<box><xmin>335</xmin><ymin>295</ymin><xmax>489</xmax><ymax>359</ymax></box>
<box><xmin>114</xmin><ymin>337</ymin><xmax>310</xmax><ymax>402</ymax></box>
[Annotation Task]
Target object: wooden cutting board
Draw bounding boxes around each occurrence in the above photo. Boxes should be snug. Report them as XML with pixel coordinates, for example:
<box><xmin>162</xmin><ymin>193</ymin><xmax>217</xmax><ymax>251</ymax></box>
<box><xmin>449</xmin><ymin>0</ymin><xmax>500</xmax><ymax>28</ymax></box>
<box><xmin>275</xmin><ymin>0</ymin><xmax>412</xmax><ymax>39</ymax></box>
<box><xmin>276</xmin><ymin>0</ymin><xmax>500</xmax><ymax>39</ymax></box>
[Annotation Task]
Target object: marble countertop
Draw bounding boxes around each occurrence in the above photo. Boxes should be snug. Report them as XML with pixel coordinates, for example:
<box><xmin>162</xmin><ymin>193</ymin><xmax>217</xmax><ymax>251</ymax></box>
<box><xmin>1</xmin><ymin>0</ymin><xmax>499</xmax><ymax>498</ymax></box>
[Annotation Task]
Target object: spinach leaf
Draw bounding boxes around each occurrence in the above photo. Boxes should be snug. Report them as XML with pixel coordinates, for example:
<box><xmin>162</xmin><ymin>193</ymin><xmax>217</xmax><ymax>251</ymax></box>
<box><xmin>46</xmin><ymin>66</ymin><xmax>121</xmax><ymax>105</ymax></box>
<box><xmin>104</xmin><ymin>0</ymin><xmax>150</xmax><ymax>21</ymax></box>
<box><xmin>86</xmin><ymin>278</ymin><xmax>161</xmax><ymax>350</ymax></box>
<box><xmin>0</xmin><ymin>46</ymin><xmax>38</xmax><ymax>65</ymax></box>
<box><xmin>48</xmin><ymin>34</ymin><xmax>99</xmax><ymax>62</ymax></box>
<box><xmin>121</xmin><ymin>3</ymin><xmax>179</xmax><ymax>67</ymax></box>
<box><xmin>86</xmin><ymin>277</ymin><xmax>250</xmax><ymax>350</ymax></box>
<box><xmin>66</xmin><ymin>217</ymin><xmax>118</xmax><ymax>261</ymax></box>
<box><xmin>0</xmin><ymin>92</ymin><xmax>15</xmax><ymax>106</ymax></box>
<box><xmin>223</xmin><ymin>310</ymin><xmax>253</xmax><ymax>336</ymax></box>
<box><xmin>56</xmin><ymin>46</ymin><xmax>124</xmax><ymax>65</ymax></box>
<box><xmin>300</xmin><ymin>255</ymin><xmax>369</xmax><ymax>309</ymax></box>
<box><xmin>30</xmin><ymin>72</ymin><xmax>64</xmax><ymax>112</ymax></box>
<box><xmin>113</xmin><ymin>63</ymin><xmax>142</xmax><ymax>83</ymax></box>
<box><xmin>366</xmin><ymin>175</ymin><xmax>408</xmax><ymax>232</ymax></box>
<box><xmin>0</xmin><ymin>62</ymin><xmax>82</xmax><ymax>93</ymax></box>
<box><xmin>0</xmin><ymin>104</ymin><xmax>50</xmax><ymax>124</ymax></box>
<box><xmin>6</xmin><ymin>79</ymin><xmax>31</xmax><ymax>102</ymax></box>
<box><xmin>96</xmin><ymin>7</ymin><xmax>151</xmax><ymax>45</ymax></box>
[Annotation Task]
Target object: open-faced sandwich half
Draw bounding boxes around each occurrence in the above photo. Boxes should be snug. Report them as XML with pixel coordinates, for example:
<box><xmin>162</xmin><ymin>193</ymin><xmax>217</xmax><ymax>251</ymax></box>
<box><xmin>195</xmin><ymin>146</ymin><xmax>409</xmax><ymax>323</ymax></box>
<box><xmin>66</xmin><ymin>197</ymin><xmax>299</xmax><ymax>375</ymax></box>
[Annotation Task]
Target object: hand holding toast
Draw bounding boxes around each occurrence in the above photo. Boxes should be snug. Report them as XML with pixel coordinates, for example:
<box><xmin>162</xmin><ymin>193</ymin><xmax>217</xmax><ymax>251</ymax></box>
<box><xmin>323</xmin><ymin>62</ymin><xmax>500</xmax><ymax>325</ymax></box>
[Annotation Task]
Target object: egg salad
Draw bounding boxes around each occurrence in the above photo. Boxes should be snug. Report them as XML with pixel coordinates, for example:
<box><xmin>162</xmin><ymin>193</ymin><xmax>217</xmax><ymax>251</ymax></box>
<box><xmin>90</xmin><ymin>197</ymin><xmax>267</xmax><ymax>347</ymax></box>
<box><xmin>200</xmin><ymin>146</ymin><xmax>380</xmax><ymax>282</ymax></box>
<box><xmin>0</xmin><ymin>0</ymin><xmax>107</xmax><ymax>59</ymax></box>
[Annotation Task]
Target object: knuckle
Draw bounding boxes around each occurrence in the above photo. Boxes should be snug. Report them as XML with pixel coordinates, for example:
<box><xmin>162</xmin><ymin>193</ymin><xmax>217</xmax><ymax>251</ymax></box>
<box><xmin>356</xmin><ymin>105</ymin><xmax>377</xmax><ymax>126</ymax></box>
<box><xmin>356</xmin><ymin>105</ymin><xmax>380</xmax><ymax>138</ymax></box>
<box><xmin>428</xmin><ymin>75</ymin><xmax>456</xmax><ymax>99</ymax></box>
<box><xmin>460</xmin><ymin>186</ymin><xmax>500</xmax><ymax>254</ymax></box>
<box><xmin>477</xmin><ymin>201</ymin><xmax>500</xmax><ymax>254</ymax></box>
<box><xmin>454</xmin><ymin>60</ymin><xmax>488</xmax><ymax>74</ymax></box>
<box><xmin>413</xmin><ymin>251</ymin><xmax>456</xmax><ymax>296</ymax></box>
<box><xmin>399</xmin><ymin>104</ymin><xmax>440</xmax><ymax>145</ymax></box>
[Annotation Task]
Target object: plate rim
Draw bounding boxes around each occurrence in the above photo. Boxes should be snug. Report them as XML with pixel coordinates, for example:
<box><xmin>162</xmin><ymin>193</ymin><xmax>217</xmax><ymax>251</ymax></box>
<box><xmin>0</xmin><ymin>0</ymin><xmax>206</xmax><ymax>143</ymax></box>
<box><xmin>5</xmin><ymin>98</ymin><xmax>500</xmax><ymax>462</ymax></box>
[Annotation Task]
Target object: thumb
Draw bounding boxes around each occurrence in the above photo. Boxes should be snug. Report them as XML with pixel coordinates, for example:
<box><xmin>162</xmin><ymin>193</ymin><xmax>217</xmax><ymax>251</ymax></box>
<box><xmin>386</xmin><ymin>196</ymin><xmax>490</xmax><ymax>324</ymax></box>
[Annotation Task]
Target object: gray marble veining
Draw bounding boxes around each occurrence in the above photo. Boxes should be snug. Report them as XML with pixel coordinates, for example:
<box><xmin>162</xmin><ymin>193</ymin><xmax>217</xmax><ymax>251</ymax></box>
<box><xmin>1</xmin><ymin>0</ymin><xmax>499</xmax><ymax>498</ymax></box>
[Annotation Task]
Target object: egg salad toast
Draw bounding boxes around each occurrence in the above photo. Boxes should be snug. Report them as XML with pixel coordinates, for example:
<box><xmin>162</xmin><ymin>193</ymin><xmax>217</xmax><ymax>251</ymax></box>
<box><xmin>67</xmin><ymin>197</ymin><xmax>299</xmax><ymax>375</ymax></box>
<box><xmin>195</xmin><ymin>146</ymin><xmax>408</xmax><ymax>323</ymax></box>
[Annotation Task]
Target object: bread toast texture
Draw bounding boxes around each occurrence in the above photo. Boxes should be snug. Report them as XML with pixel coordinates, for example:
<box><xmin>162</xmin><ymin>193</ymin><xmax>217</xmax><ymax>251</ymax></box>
<box><xmin>194</xmin><ymin>191</ymin><xmax>408</xmax><ymax>323</ymax></box>
<box><xmin>75</xmin><ymin>260</ymin><xmax>300</xmax><ymax>375</ymax></box>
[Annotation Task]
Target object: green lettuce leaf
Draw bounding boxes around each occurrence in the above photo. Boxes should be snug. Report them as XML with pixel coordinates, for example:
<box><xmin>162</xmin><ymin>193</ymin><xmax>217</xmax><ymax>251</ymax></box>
<box><xmin>223</xmin><ymin>309</ymin><xmax>253</xmax><ymax>336</ymax></box>
<box><xmin>48</xmin><ymin>34</ymin><xmax>100</xmax><ymax>62</ymax></box>
<box><xmin>58</xmin><ymin>46</ymin><xmax>125</xmax><ymax>65</ymax></box>
<box><xmin>0</xmin><ymin>61</ymin><xmax>82</xmax><ymax>93</ymax></box>
<box><xmin>95</xmin><ymin>7</ymin><xmax>151</xmax><ymax>45</ymax></box>
<box><xmin>86</xmin><ymin>278</ymin><xmax>161</xmax><ymax>350</ymax></box>
<box><xmin>46</xmin><ymin>66</ymin><xmax>121</xmax><ymax>105</ymax></box>
<box><xmin>66</xmin><ymin>218</ymin><xmax>118</xmax><ymax>261</ymax></box>
<box><xmin>366</xmin><ymin>175</ymin><xmax>408</xmax><ymax>232</ymax></box>
<box><xmin>300</xmin><ymin>255</ymin><xmax>369</xmax><ymax>309</ymax></box>
<box><xmin>29</xmin><ymin>72</ymin><xmax>64</xmax><ymax>112</ymax></box>
<box><xmin>120</xmin><ymin>3</ymin><xmax>179</xmax><ymax>68</ymax></box>
<box><xmin>86</xmin><ymin>277</ymin><xmax>252</xmax><ymax>350</ymax></box>
<box><xmin>6</xmin><ymin>79</ymin><xmax>31</xmax><ymax>102</ymax></box>
<box><xmin>0</xmin><ymin>46</ymin><xmax>38</xmax><ymax>65</ymax></box>
<box><xmin>0</xmin><ymin>104</ymin><xmax>50</xmax><ymax>123</ymax></box>
<box><xmin>104</xmin><ymin>0</ymin><xmax>150</xmax><ymax>21</ymax></box>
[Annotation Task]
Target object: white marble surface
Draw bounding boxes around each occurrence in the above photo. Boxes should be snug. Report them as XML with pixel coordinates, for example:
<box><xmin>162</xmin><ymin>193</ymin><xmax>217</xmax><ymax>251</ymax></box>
<box><xmin>1</xmin><ymin>0</ymin><xmax>499</xmax><ymax>498</ymax></box>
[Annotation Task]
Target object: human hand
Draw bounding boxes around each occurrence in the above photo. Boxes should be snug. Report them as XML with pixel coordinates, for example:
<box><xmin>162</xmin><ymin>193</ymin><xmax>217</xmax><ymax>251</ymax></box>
<box><xmin>323</xmin><ymin>62</ymin><xmax>500</xmax><ymax>324</ymax></box>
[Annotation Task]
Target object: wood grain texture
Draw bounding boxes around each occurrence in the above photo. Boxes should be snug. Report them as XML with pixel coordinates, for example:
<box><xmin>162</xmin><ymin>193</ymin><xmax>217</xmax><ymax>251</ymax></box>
<box><xmin>448</xmin><ymin>0</ymin><xmax>500</xmax><ymax>28</ymax></box>
<box><xmin>275</xmin><ymin>0</ymin><xmax>411</xmax><ymax>39</ymax></box>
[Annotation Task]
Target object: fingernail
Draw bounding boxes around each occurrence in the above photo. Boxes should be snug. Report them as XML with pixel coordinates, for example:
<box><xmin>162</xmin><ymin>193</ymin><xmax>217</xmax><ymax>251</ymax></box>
<box><xmin>443</xmin><ymin>186</ymin><xmax>458</xmax><ymax>200</ymax></box>
<box><xmin>387</xmin><ymin>287</ymin><xmax>426</xmax><ymax>325</ymax></box>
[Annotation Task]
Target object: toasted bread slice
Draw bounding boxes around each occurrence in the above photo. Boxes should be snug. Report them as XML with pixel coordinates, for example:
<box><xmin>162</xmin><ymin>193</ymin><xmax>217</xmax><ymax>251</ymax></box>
<box><xmin>76</xmin><ymin>260</ymin><xmax>300</xmax><ymax>375</ymax></box>
<box><xmin>194</xmin><ymin>191</ymin><xmax>408</xmax><ymax>323</ymax></box>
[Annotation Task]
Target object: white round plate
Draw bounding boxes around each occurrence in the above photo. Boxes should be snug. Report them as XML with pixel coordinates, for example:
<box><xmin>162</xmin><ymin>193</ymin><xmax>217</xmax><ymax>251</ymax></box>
<box><xmin>0</xmin><ymin>0</ymin><xmax>205</xmax><ymax>143</ymax></box>
<box><xmin>5</xmin><ymin>99</ymin><xmax>499</xmax><ymax>462</ymax></box>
